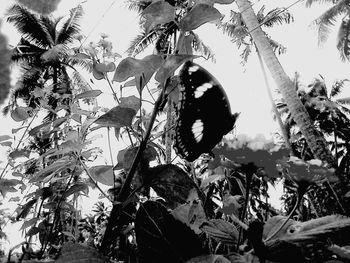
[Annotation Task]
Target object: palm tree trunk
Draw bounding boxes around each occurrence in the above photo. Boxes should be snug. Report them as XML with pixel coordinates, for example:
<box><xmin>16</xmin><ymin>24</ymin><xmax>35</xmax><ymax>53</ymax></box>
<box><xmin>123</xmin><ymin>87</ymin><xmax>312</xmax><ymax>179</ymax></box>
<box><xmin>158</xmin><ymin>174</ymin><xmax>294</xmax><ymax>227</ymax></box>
<box><xmin>236</xmin><ymin>0</ymin><xmax>335</xmax><ymax>167</ymax></box>
<box><xmin>256</xmin><ymin>47</ymin><xmax>295</xmax><ymax>155</ymax></box>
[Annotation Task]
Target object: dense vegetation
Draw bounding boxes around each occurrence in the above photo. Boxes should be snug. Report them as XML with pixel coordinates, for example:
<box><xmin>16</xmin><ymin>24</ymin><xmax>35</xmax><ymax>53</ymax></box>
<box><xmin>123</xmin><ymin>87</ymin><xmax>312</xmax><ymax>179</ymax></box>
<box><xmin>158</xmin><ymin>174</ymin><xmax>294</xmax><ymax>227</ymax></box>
<box><xmin>1</xmin><ymin>0</ymin><xmax>350</xmax><ymax>262</ymax></box>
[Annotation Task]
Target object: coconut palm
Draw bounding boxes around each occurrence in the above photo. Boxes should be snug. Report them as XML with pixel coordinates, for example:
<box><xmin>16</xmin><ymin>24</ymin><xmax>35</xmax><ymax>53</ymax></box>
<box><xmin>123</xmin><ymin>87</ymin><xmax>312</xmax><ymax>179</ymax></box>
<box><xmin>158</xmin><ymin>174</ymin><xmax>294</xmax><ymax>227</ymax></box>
<box><xmin>5</xmin><ymin>4</ymin><xmax>83</xmax><ymax>117</ymax></box>
<box><xmin>235</xmin><ymin>0</ymin><xmax>335</xmax><ymax>167</ymax></box>
<box><xmin>306</xmin><ymin>0</ymin><xmax>350</xmax><ymax>61</ymax></box>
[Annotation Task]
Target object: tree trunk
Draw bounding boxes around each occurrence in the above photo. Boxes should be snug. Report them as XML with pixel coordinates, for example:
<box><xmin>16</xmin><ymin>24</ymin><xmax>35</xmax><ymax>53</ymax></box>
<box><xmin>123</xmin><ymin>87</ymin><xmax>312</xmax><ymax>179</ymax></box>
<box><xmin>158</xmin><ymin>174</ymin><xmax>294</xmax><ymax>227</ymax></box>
<box><xmin>236</xmin><ymin>0</ymin><xmax>335</xmax><ymax>167</ymax></box>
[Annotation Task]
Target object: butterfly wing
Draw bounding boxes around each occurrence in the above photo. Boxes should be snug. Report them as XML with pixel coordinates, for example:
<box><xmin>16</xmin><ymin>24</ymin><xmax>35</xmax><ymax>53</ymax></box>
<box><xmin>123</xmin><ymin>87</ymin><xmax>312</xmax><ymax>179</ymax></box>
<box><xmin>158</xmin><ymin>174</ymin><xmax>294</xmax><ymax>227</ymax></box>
<box><xmin>174</xmin><ymin>61</ymin><xmax>238</xmax><ymax>161</ymax></box>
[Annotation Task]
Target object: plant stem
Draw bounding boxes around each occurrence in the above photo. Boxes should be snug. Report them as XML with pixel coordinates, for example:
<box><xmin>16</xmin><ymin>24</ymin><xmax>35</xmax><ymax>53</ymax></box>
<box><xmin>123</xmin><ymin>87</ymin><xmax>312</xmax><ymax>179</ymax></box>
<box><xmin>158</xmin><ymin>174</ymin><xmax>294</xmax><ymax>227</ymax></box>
<box><xmin>264</xmin><ymin>191</ymin><xmax>302</xmax><ymax>242</ymax></box>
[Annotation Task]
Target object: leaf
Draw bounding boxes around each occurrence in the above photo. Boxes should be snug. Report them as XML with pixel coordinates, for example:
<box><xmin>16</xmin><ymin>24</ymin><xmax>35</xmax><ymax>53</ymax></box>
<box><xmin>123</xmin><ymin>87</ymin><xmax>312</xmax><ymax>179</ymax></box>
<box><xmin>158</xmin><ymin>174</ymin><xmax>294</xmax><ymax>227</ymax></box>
<box><xmin>113</xmin><ymin>55</ymin><xmax>163</xmax><ymax>82</ymax></box>
<box><xmin>171</xmin><ymin>194</ymin><xmax>207</xmax><ymax>234</ymax></box>
<box><xmin>16</xmin><ymin>199</ymin><xmax>37</xmax><ymax>220</ymax></box>
<box><xmin>92</xmin><ymin>63</ymin><xmax>105</xmax><ymax>80</ymax></box>
<box><xmin>0</xmin><ymin>135</ymin><xmax>12</xmax><ymax>142</ymax></box>
<box><xmin>0</xmin><ymin>141</ymin><xmax>12</xmax><ymax>147</ymax></box>
<box><xmin>75</xmin><ymin>89</ymin><xmax>102</xmax><ymax>100</ymax></box>
<box><xmin>143</xmin><ymin>164</ymin><xmax>199</xmax><ymax>209</ymax></box>
<box><xmin>71</xmin><ymin>52</ymin><xmax>91</xmax><ymax>60</ymax></box>
<box><xmin>178</xmin><ymin>4</ymin><xmax>222</xmax><ymax>32</ymax></box>
<box><xmin>219</xmin><ymin>194</ymin><xmax>243</xmax><ymax>217</ymax></box>
<box><xmin>94</xmin><ymin>106</ymin><xmax>137</xmax><ymax>128</ymax></box>
<box><xmin>20</xmin><ymin>218</ymin><xmax>39</xmax><ymax>231</ymax></box>
<box><xmin>155</xmin><ymin>54</ymin><xmax>198</xmax><ymax>84</ymax></box>
<box><xmin>9</xmin><ymin>149</ymin><xmax>31</xmax><ymax>159</ymax></box>
<box><xmin>200</xmin><ymin>173</ymin><xmax>225</xmax><ymax>189</ymax></box>
<box><xmin>88</xmin><ymin>165</ymin><xmax>114</xmax><ymax>186</ymax></box>
<box><xmin>114</xmin><ymin>145</ymin><xmax>157</xmax><ymax>170</ymax></box>
<box><xmin>63</xmin><ymin>183</ymin><xmax>89</xmax><ymax>198</ymax></box>
<box><xmin>0</xmin><ymin>178</ymin><xmax>22</xmax><ymax>197</ymax></box>
<box><xmin>11</xmin><ymin>106</ymin><xmax>31</xmax><ymax>122</ymax></box>
<box><xmin>200</xmin><ymin>219</ymin><xmax>239</xmax><ymax>244</ymax></box>
<box><xmin>185</xmin><ymin>255</ymin><xmax>231</xmax><ymax>263</ymax></box>
<box><xmin>119</xmin><ymin>95</ymin><xmax>141</xmax><ymax>112</ymax></box>
<box><xmin>95</xmin><ymin>62</ymin><xmax>116</xmax><ymax>73</ymax></box>
<box><xmin>26</xmin><ymin>226</ymin><xmax>41</xmax><ymax>237</ymax></box>
<box><xmin>142</xmin><ymin>1</ymin><xmax>175</xmax><ymax>33</ymax></box>
<box><xmin>29</xmin><ymin>157</ymin><xmax>75</xmax><ymax>183</ymax></box>
<box><xmin>55</xmin><ymin>243</ymin><xmax>110</xmax><ymax>263</ymax></box>
<box><xmin>135</xmin><ymin>201</ymin><xmax>204</xmax><ymax>263</ymax></box>
<box><xmin>16</xmin><ymin>0</ymin><xmax>61</xmax><ymax>14</ymax></box>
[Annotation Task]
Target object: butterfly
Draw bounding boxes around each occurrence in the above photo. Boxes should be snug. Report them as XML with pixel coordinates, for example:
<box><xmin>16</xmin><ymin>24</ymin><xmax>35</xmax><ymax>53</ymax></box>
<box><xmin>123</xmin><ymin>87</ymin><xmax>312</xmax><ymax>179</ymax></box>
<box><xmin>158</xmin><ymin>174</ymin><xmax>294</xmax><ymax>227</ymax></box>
<box><xmin>174</xmin><ymin>61</ymin><xmax>239</xmax><ymax>162</ymax></box>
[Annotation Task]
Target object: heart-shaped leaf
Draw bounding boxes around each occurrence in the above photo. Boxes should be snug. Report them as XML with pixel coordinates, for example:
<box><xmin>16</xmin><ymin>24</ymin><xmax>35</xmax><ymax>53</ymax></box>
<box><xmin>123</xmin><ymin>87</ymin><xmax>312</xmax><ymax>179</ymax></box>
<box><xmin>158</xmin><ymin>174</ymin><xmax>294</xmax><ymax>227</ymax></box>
<box><xmin>88</xmin><ymin>165</ymin><xmax>114</xmax><ymax>186</ymax></box>
<box><xmin>113</xmin><ymin>55</ymin><xmax>163</xmax><ymax>82</ymax></box>
<box><xmin>178</xmin><ymin>4</ymin><xmax>222</xmax><ymax>31</ymax></box>
<box><xmin>142</xmin><ymin>1</ymin><xmax>175</xmax><ymax>33</ymax></box>
<box><xmin>94</xmin><ymin>106</ymin><xmax>137</xmax><ymax>128</ymax></box>
<box><xmin>95</xmin><ymin>62</ymin><xmax>116</xmax><ymax>73</ymax></box>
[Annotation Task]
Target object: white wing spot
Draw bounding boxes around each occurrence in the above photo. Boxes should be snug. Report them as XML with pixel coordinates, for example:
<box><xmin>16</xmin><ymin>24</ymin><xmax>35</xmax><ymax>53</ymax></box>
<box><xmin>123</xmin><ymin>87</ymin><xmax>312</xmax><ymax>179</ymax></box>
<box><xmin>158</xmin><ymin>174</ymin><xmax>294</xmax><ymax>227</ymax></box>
<box><xmin>188</xmin><ymin>65</ymin><xmax>200</xmax><ymax>73</ymax></box>
<box><xmin>194</xmin><ymin>82</ymin><xmax>213</xmax><ymax>98</ymax></box>
<box><xmin>192</xmin><ymin>119</ymin><xmax>204</xmax><ymax>142</ymax></box>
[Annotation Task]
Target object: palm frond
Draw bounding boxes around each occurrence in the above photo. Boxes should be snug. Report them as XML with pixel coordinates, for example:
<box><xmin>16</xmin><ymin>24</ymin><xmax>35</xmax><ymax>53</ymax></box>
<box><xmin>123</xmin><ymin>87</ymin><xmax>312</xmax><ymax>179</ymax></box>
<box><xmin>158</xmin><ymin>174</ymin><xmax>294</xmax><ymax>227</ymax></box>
<box><xmin>125</xmin><ymin>0</ymin><xmax>152</xmax><ymax>13</ymax></box>
<box><xmin>6</xmin><ymin>4</ymin><xmax>51</xmax><ymax>48</ymax></box>
<box><xmin>126</xmin><ymin>30</ymin><xmax>158</xmax><ymax>56</ymax></box>
<box><xmin>56</xmin><ymin>5</ymin><xmax>83</xmax><ymax>44</ymax></box>
<box><xmin>40</xmin><ymin>16</ymin><xmax>60</xmax><ymax>46</ymax></box>
<box><xmin>337</xmin><ymin>15</ymin><xmax>350</xmax><ymax>61</ymax></box>
<box><xmin>268</xmin><ymin>37</ymin><xmax>287</xmax><ymax>55</ymax></box>
<box><xmin>311</xmin><ymin>0</ymin><xmax>350</xmax><ymax>44</ymax></box>
<box><xmin>11</xmin><ymin>38</ymin><xmax>46</xmax><ymax>64</ymax></box>
<box><xmin>262</xmin><ymin>8</ymin><xmax>294</xmax><ymax>27</ymax></box>
<box><xmin>339</xmin><ymin>104</ymin><xmax>350</xmax><ymax>114</ymax></box>
<box><xmin>330</xmin><ymin>79</ymin><xmax>349</xmax><ymax>97</ymax></box>
<box><xmin>337</xmin><ymin>97</ymin><xmax>350</xmax><ymax>105</ymax></box>
<box><xmin>305</xmin><ymin>0</ymin><xmax>340</xmax><ymax>8</ymax></box>
<box><xmin>191</xmin><ymin>33</ymin><xmax>215</xmax><ymax>62</ymax></box>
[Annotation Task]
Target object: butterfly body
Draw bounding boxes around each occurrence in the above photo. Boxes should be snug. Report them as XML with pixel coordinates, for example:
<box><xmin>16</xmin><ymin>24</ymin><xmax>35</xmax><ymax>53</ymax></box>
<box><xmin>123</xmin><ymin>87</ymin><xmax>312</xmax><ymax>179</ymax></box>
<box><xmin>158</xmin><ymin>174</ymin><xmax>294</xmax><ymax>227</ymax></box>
<box><xmin>174</xmin><ymin>61</ymin><xmax>239</xmax><ymax>162</ymax></box>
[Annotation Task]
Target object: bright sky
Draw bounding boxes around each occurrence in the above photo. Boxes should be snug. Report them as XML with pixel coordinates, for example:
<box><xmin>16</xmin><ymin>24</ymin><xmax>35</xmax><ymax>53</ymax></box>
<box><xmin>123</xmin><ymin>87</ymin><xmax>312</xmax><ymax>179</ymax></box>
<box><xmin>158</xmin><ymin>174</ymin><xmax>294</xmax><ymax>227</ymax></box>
<box><xmin>0</xmin><ymin>0</ymin><xmax>349</xmax><ymax>253</ymax></box>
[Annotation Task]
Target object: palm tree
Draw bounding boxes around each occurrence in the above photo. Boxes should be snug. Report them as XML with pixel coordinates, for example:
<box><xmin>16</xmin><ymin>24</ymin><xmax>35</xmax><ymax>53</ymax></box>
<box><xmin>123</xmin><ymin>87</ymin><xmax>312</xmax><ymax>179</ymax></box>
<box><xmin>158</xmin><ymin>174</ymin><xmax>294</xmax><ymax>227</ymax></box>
<box><xmin>306</xmin><ymin>0</ymin><xmax>350</xmax><ymax>61</ymax></box>
<box><xmin>5</xmin><ymin>4</ymin><xmax>83</xmax><ymax>118</ymax></box>
<box><xmin>235</xmin><ymin>0</ymin><xmax>336</xmax><ymax>167</ymax></box>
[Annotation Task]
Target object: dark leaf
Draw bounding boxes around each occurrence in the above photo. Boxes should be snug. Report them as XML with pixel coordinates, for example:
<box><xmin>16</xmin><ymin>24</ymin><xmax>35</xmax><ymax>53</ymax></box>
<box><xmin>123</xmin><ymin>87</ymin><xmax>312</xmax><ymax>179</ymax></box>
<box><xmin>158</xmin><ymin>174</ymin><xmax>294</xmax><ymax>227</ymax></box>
<box><xmin>55</xmin><ymin>243</ymin><xmax>110</xmax><ymax>263</ymax></box>
<box><xmin>11</xmin><ymin>106</ymin><xmax>31</xmax><ymax>122</ymax></box>
<box><xmin>200</xmin><ymin>219</ymin><xmax>239</xmax><ymax>244</ymax></box>
<box><xmin>75</xmin><ymin>89</ymin><xmax>102</xmax><ymax>100</ymax></box>
<box><xmin>143</xmin><ymin>164</ymin><xmax>199</xmax><ymax>209</ymax></box>
<box><xmin>9</xmin><ymin>149</ymin><xmax>31</xmax><ymax>159</ymax></box>
<box><xmin>16</xmin><ymin>199</ymin><xmax>37</xmax><ymax>220</ymax></box>
<box><xmin>185</xmin><ymin>255</ymin><xmax>231</xmax><ymax>263</ymax></box>
<box><xmin>135</xmin><ymin>201</ymin><xmax>204</xmax><ymax>263</ymax></box>
<box><xmin>63</xmin><ymin>183</ymin><xmax>89</xmax><ymax>198</ymax></box>
<box><xmin>94</xmin><ymin>106</ymin><xmax>137</xmax><ymax>128</ymax></box>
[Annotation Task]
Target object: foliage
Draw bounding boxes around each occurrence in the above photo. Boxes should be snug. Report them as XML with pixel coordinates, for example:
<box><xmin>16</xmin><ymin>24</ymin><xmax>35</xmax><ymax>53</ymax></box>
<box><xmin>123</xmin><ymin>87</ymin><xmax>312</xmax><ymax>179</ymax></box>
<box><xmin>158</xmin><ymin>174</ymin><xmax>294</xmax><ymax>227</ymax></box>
<box><xmin>0</xmin><ymin>1</ymin><xmax>350</xmax><ymax>263</ymax></box>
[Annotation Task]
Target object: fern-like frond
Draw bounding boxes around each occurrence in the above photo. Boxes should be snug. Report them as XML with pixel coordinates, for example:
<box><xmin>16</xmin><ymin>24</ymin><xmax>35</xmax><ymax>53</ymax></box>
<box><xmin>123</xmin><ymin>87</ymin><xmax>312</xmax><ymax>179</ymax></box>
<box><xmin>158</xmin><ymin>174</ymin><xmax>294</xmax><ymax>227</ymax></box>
<box><xmin>337</xmin><ymin>15</ymin><xmax>350</xmax><ymax>60</ymax></box>
<box><xmin>125</xmin><ymin>0</ymin><xmax>152</xmax><ymax>13</ymax></box>
<box><xmin>11</xmin><ymin>38</ymin><xmax>46</xmax><ymax>64</ymax></box>
<box><xmin>192</xmin><ymin>33</ymin><xmax>215</xmax><ymax>62</ymax></box>
<box><xmin>262</xmin><ymin>8</ymin><xmax>294</xmax><ymax>27</ymax></box>
<box><xmin>268</xmin><ymin>37</ymin><xmax>287</xmax><ymax>55</ymax></box>
<box><xmin>330</xmin><ymin>79</ymin><xmax>349</xmax><ymax>98</ymax></box>
<box><xmin>6</xmin><ymin>4</ymin><xmax>51</xmax><ymax>48</ymax></box>
<box><xmin>311</xmin><ymin>0</ymin><xmax>350</xmax><ymax>44</ymax></box>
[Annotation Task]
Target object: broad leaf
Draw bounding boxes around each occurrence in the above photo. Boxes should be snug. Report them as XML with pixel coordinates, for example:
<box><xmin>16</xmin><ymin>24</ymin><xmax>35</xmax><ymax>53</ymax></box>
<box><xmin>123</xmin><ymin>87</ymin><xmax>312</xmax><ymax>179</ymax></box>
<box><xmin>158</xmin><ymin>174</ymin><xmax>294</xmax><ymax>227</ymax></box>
<box><xmin>88</xmin><ymin>165</ymin><xmax>114</xmax><ymax>186</ymax></box>
<box><xmin>16</xmin><ymin>199</ymin><xmax>37</xmax><ymax>220</ymax></box>
<box><xmin>113</xmin><ymin>55</ymin><xmax>163</xmax><ymax>82</ymax></box>
<box><xmin>200</xmin><ymin>219</ymin><xmax>239</xmax><ymax>244</ymax></box>
<box><xmin>94</xmin><ymin>106</ymin><xmax>137</xmax><ymax>128</ymax></box>
<box><xmin>114</xmin><ymin>145</ymin><xmax>157</xmax><ymax>171</ymax></box>
<box><xmin>95</xmin><ymin>62</ymin><xmax>116</xmax><ymax>73</ymax></box>
<box><xmin>75</xmin><ymin>89</ymin><xmax>102</xmax><ymax>100</ymax></box>
<box><xmin>119</xmin><ymin>95</ymin><xmax>141</xmax><ymax>112</ymax></box>
<box><xmin>0</xmin><ymin>178</ymin><xmax>22</xmax><ymax>197</ymax></box>
<box><xmin>11</xmin><ymin>106</ymin><xmax>31</xmax><ymax>122</ymax></box>
<box><xmin>155</xmin><ymin>54</ymin><xmax>198</xmax><ymax>84</ymax></box>
<box><xmin>0</xmin><ymin>141</ymin><xmax>12</xmax><ymax>147</ymax></box>
<box><xmin>178</xmin><ymin>4</ymin><xmax>222</xmax><ymax>31</ymax></box>
<box><xmin>143</xmin><ymin>164</ymin><xmax>199</xmax><ymax>209</ymax></box>
<box><xmin>55</xmin><ymin>243</ymin><xmax>110</xmax><ymax>263</ymax></box>
<box><xmin>142</xmin><ymin>1</ymin><xmax>175</xmax><ymax>33</ymax></box>
<box><xmin>135</xmin><ymin>201</ymin><xmax>204</xmax><ymax>263</ymax></box>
